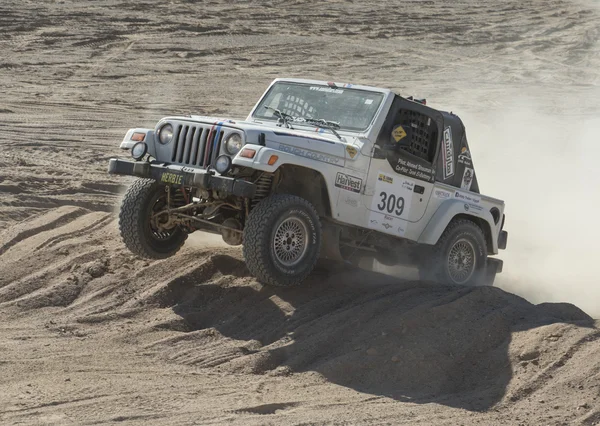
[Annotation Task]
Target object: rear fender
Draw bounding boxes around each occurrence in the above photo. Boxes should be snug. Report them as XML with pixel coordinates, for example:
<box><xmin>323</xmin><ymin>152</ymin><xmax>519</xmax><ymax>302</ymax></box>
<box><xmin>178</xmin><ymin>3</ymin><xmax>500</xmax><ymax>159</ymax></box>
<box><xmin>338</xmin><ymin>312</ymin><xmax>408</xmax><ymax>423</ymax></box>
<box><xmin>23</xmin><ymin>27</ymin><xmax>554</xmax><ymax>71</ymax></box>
<box><xmin>418</xmin><ymin>199</ymin><xmax>498</xmax><ymax>253</ymax></box>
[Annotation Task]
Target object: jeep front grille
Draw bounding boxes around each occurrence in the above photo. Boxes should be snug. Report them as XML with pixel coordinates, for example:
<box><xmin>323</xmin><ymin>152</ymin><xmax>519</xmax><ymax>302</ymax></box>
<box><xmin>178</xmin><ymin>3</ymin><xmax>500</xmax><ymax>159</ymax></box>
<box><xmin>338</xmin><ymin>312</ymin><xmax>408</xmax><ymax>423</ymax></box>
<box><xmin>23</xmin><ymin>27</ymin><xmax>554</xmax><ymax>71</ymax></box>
<box><xmin>170</xmin><ymin>124</ymin><xmax>224</xmax><ymax>168</ymax></box>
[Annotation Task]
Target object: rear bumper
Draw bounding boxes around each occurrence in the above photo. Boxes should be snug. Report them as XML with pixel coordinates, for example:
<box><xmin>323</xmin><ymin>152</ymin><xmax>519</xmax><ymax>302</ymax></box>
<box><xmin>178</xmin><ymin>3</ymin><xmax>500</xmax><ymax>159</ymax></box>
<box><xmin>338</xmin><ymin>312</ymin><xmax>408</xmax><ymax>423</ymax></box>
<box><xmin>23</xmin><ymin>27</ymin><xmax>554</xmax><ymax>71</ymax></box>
<box><xmin>108</xmin><ymin>158</ymin><xmax>256</xmax><ymax>198</ymax></box>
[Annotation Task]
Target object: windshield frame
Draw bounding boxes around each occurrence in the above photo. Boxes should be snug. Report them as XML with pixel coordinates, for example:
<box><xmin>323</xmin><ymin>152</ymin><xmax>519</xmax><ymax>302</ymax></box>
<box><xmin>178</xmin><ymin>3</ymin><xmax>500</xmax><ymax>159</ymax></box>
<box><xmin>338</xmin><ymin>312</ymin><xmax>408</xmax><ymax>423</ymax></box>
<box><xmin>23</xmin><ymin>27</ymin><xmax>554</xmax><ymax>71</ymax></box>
<box><xmin>250</xmin><ymin>81</ymin><xmax>387</xmax><ymax>133</ymax></box>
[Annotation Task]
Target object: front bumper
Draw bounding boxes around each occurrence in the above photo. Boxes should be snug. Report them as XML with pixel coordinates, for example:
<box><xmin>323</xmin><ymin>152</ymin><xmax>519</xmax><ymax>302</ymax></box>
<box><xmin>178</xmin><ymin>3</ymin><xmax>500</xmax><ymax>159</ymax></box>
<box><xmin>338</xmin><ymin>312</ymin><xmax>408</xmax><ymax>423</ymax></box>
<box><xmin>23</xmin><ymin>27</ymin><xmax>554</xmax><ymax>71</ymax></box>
<box><xmin>108</xmin><ymin>159</ymin><xmax>256</xmax><ymax>198</ymax></box>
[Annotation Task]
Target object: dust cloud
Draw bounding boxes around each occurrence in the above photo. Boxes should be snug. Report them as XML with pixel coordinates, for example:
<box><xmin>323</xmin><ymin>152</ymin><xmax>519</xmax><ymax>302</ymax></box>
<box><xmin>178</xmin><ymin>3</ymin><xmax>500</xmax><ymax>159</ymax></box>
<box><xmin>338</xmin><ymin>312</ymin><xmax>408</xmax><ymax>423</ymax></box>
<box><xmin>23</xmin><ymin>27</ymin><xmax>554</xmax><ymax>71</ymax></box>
<box><xmin>421</xmin><ymin>0</ymin><xmax>600</xmax><ymax>318</ymax></box>
<box><xmin>462</xmin><ymin>90</ymin><xmax>600</xmax><ymax>318</ymax></box>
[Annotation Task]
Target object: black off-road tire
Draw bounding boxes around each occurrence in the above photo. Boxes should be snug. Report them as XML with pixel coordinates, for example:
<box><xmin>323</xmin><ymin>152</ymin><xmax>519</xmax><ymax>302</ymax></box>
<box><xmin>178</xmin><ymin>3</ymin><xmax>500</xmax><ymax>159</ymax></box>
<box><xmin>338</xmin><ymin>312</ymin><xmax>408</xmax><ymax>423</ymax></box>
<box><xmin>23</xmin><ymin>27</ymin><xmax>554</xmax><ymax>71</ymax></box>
<box><xmin>243</xmin><ymin>194</ymin><xmax>321</xmax><ymax>287</ymax></box>
<box><xmin>119</xmin><ymin>178</ymin><xmax>187</xmax><ymax>259</ymax></box>
<box><xmin>419</xmin><ymin>219</ymin><xmax>488</xmax><ymax>286</ymax></box>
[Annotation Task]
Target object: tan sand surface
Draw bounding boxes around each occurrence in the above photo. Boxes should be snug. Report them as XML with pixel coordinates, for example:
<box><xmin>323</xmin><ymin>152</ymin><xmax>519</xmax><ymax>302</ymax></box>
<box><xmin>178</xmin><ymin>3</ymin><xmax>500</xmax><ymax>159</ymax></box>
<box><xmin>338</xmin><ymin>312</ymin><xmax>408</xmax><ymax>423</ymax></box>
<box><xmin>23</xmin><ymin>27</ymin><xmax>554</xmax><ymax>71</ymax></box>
<box><xmin>1</xmin><ymin>1</ymin><xmax>599</xmax><ymax>424</ymax></box>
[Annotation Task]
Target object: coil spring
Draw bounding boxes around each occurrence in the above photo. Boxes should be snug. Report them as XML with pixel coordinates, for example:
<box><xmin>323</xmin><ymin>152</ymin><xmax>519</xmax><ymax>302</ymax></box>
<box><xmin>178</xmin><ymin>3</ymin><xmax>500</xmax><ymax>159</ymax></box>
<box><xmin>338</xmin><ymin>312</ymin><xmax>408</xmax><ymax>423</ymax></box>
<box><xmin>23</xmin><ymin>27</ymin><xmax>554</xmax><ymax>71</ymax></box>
<box><xmin>171</xmin><ymin>188</ymin><xmax>188</xmax><ymax>208</ymax></box>
<box><xmin>252</xmin><ymin>173</ymin><xmax>273</xmax><ymax>207</ymax></box>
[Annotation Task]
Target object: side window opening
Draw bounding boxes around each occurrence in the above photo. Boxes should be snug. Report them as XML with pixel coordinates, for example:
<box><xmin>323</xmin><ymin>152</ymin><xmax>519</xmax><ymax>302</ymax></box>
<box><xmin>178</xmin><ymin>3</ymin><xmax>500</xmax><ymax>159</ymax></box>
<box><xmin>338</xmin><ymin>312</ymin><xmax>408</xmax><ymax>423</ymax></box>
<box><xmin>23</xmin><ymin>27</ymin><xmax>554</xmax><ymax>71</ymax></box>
<box><xmin>395</xmin><ymin>109</ymin><xmax>438</xmax><ymax>163</ymax></box>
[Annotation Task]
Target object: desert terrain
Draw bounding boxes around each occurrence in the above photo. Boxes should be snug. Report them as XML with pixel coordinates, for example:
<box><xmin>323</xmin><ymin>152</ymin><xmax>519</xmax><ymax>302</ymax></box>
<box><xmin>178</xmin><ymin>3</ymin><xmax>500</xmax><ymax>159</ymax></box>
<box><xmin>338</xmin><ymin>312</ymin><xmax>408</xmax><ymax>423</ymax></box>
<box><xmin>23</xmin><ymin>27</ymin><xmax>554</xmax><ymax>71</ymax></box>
<box><xmin>1</xmin><ymin>0</ymin><xmax>599</xmax><ymax>424</ymax></box>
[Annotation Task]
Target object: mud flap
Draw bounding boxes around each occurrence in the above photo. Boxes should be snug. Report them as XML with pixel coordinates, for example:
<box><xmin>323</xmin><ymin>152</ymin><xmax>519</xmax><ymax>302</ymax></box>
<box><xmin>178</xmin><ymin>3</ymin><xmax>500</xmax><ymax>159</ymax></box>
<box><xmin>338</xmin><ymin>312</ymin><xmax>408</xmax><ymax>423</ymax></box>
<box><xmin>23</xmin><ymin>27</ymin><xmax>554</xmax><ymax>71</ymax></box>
<box><xmin>319</xmin><ymin>224</ymin><xmax>344</xmax><ymax>262</ymax></box>
<box><xmin>481</xmin><ymin>257</ymin><xmax>503</xmax><ymax>286</ymax></box>
<box><xmin>487</xmin><ymin>257</ymin><xmax>503</xmax><ymax>274</ymax></box>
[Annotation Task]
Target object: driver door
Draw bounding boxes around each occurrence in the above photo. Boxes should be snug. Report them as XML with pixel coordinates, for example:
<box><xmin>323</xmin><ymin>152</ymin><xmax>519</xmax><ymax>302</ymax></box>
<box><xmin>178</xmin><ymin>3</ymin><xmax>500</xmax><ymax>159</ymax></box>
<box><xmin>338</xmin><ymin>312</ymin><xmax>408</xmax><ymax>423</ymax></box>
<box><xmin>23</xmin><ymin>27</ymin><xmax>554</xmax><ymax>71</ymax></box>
<box><xmin>362</xmin><ymin>101</ymin><xmax>442</xmax><ymax>239</ymax></box>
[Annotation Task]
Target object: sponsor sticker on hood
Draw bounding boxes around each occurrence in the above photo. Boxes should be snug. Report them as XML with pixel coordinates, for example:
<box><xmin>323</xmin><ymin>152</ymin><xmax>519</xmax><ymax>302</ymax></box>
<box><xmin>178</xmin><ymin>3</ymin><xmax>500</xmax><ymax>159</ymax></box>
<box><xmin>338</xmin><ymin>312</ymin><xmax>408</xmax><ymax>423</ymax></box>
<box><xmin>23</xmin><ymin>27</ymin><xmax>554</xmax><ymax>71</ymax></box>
<box><xmin>345</xmin><ymin>146</ymin><xmax>358</xmax><ymax>158</ymax></box>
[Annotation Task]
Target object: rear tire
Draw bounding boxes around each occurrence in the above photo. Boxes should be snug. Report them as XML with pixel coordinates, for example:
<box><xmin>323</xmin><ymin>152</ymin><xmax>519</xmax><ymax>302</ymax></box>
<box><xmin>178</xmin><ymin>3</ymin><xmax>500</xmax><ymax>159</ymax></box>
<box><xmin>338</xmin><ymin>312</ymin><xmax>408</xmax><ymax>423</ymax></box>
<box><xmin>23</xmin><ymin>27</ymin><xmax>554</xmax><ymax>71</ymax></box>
<box><xmin>119</xmin><ymin>178</ymin><xmax>187</xmax><ymax>259</ymax></box>
<box><xmin>243</xmin><ymin>194</ymin><xmax>321</xmax><ymax>287</ymax></box>
<box><xmin>419</xmin><ymin>219</ymin><xmax>487</xmax><ymax>286</ymax></box>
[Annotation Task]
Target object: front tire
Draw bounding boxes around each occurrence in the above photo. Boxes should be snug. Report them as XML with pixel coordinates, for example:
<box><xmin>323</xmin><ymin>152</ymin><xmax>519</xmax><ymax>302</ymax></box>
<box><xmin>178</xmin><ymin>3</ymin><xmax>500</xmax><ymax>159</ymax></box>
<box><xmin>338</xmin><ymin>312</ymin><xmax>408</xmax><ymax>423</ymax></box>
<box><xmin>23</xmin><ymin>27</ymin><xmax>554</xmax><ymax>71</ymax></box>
<box><xmin>243</xmin><ymin>194</ymin><xmax>321</xmax><ymax>287</ymax></box>
<box><xmin>419</xmin><ymin>219</ymin><xmax>487</xmax><ymax>286</ymax></box>
<box><xmin>119</xmin><ymin>178</ymin><xmax>187</xmax><ymax>259</ymax></box>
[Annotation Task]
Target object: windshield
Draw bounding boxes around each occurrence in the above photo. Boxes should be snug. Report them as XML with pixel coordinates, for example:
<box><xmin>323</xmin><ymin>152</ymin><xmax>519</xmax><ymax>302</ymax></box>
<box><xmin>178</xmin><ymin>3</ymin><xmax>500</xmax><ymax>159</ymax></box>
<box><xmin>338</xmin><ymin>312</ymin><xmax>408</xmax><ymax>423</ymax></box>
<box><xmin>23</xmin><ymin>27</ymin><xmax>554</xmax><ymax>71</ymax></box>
<box><xmin>253</xmin><ymin>82</ymin><xmax>385</xmax><ymax>132</ymax></box>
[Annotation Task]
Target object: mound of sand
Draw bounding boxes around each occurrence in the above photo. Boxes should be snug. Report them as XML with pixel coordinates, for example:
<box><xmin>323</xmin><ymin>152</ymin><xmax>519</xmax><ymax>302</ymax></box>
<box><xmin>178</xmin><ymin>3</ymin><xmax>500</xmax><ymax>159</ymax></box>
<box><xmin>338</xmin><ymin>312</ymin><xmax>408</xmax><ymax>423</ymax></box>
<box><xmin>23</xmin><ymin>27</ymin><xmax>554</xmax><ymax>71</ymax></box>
<box><xmin>1</xmin><ymin>208</ymin><xmax>598</xmax><ymax>424</ymax></box>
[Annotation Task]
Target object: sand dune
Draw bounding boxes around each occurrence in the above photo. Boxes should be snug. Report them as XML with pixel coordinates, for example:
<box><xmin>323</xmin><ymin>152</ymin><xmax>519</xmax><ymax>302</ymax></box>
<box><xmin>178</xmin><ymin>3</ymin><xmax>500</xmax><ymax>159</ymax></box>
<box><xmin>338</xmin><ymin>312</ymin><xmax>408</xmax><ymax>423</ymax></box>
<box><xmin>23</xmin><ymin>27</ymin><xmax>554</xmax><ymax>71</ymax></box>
<box><xmin>1</xmin><ymin>207</ymin><xmax>598</xmax><ymax>424</ymax></box>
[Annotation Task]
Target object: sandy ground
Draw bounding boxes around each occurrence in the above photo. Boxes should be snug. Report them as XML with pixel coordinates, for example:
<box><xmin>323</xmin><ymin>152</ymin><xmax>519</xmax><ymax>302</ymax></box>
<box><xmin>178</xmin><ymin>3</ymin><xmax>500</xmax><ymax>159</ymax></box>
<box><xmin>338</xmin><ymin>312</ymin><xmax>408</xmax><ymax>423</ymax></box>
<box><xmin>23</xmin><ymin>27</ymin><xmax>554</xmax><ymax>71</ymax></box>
<box><xmin>1</xmin><ymin>0</ymin><xmax>600</xmax><ymax>425</ymax></box>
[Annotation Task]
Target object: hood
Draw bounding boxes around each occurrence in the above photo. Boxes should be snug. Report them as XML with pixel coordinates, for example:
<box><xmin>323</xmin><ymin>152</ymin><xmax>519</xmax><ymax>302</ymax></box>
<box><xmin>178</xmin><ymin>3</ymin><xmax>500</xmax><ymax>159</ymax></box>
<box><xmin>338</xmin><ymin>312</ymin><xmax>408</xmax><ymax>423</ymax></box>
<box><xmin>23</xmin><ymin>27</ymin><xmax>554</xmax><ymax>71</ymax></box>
<box><xmin>166</xmin><ymin>114</ymin><xmax>366</xmax><ymax>166</ymax></box>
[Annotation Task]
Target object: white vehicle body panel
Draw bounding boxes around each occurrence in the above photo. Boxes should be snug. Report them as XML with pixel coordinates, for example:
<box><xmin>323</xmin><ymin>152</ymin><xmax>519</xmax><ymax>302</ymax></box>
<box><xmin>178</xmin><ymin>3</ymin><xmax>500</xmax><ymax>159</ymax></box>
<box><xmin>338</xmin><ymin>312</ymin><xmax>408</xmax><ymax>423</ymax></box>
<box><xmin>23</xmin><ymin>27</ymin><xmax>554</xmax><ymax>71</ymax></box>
<box><xmin>360</xmin><ymin>157</ymin><xmax>435</xmax><ymax>241</ymax></box>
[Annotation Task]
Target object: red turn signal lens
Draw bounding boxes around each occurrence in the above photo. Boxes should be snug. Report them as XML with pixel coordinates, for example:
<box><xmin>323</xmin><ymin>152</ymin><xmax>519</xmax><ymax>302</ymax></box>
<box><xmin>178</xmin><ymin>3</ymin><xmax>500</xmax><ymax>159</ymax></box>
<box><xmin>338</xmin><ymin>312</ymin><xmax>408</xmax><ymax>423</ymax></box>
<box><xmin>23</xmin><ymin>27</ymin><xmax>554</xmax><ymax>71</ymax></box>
<box><xmin>240</xmin><ymin>148</ymin><xmax>256</xmax><ymax>159</ymax></box>
<box><xmin>131</xmin><ymin>132</ymin><xmax>145</xmax><ymax>142</ymax></box>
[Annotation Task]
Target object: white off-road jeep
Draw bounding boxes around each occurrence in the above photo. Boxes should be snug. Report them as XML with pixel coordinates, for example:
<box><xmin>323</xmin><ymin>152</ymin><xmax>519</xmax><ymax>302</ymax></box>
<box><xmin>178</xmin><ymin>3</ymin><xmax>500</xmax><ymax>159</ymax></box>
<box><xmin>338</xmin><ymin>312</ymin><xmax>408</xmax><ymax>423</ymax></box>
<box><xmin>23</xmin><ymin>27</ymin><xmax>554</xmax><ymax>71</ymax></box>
<box><xmin>109</xmin><ymin>78</ymin><xmax>508</xmax><ymax>287</ymax></box>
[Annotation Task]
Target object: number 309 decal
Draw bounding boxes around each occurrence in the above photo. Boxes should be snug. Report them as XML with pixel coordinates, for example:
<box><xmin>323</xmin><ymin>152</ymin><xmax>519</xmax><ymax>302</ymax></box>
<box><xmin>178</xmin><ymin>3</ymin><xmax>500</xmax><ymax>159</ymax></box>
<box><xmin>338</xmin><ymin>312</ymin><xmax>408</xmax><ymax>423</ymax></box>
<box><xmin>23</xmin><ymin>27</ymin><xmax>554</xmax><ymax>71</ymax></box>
<box><xmin>377</xmin><ymin>191</ymin><xmax>405</xmax><ymax>216</ymax></box>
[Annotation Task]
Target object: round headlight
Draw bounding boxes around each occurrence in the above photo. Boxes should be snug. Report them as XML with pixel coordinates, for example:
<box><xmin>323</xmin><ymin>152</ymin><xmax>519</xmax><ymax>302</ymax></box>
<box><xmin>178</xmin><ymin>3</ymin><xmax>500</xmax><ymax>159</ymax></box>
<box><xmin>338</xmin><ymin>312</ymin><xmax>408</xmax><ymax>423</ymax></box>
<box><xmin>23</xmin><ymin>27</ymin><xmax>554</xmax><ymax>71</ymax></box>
<box><xmin>158</xmin><ymin>124</ymin><xmax>173</xmax><ymax>145</ymax></box>
<box><xmin>131</xmin><ymin>142</ymin><xmax>148</xmax><ymax>161</ymax></box>
<box><xmin>215</xmin><ymin>155</ymin><xmax>232</xmax><ymax>174</ymax></box>
<box><xmin>225</xmin><ymin>133</ymin><xmax>243</xmax><ymax>155</ymax></box>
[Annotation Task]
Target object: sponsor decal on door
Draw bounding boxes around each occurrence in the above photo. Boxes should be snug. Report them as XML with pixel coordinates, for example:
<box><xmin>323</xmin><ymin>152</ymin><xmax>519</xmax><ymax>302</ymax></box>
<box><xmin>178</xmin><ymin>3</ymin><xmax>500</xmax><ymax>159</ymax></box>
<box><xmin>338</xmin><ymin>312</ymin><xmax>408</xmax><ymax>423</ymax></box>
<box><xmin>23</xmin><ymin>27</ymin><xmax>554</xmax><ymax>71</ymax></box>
<box><xmin>335</xmin><ymin>172</ymin><xmax>362</xmax><ymax>193</ymax></box>
<box><xmin>368</xmin><ymin>171</ymin><xmax>414</xmax><ymax>236</ymax></box>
